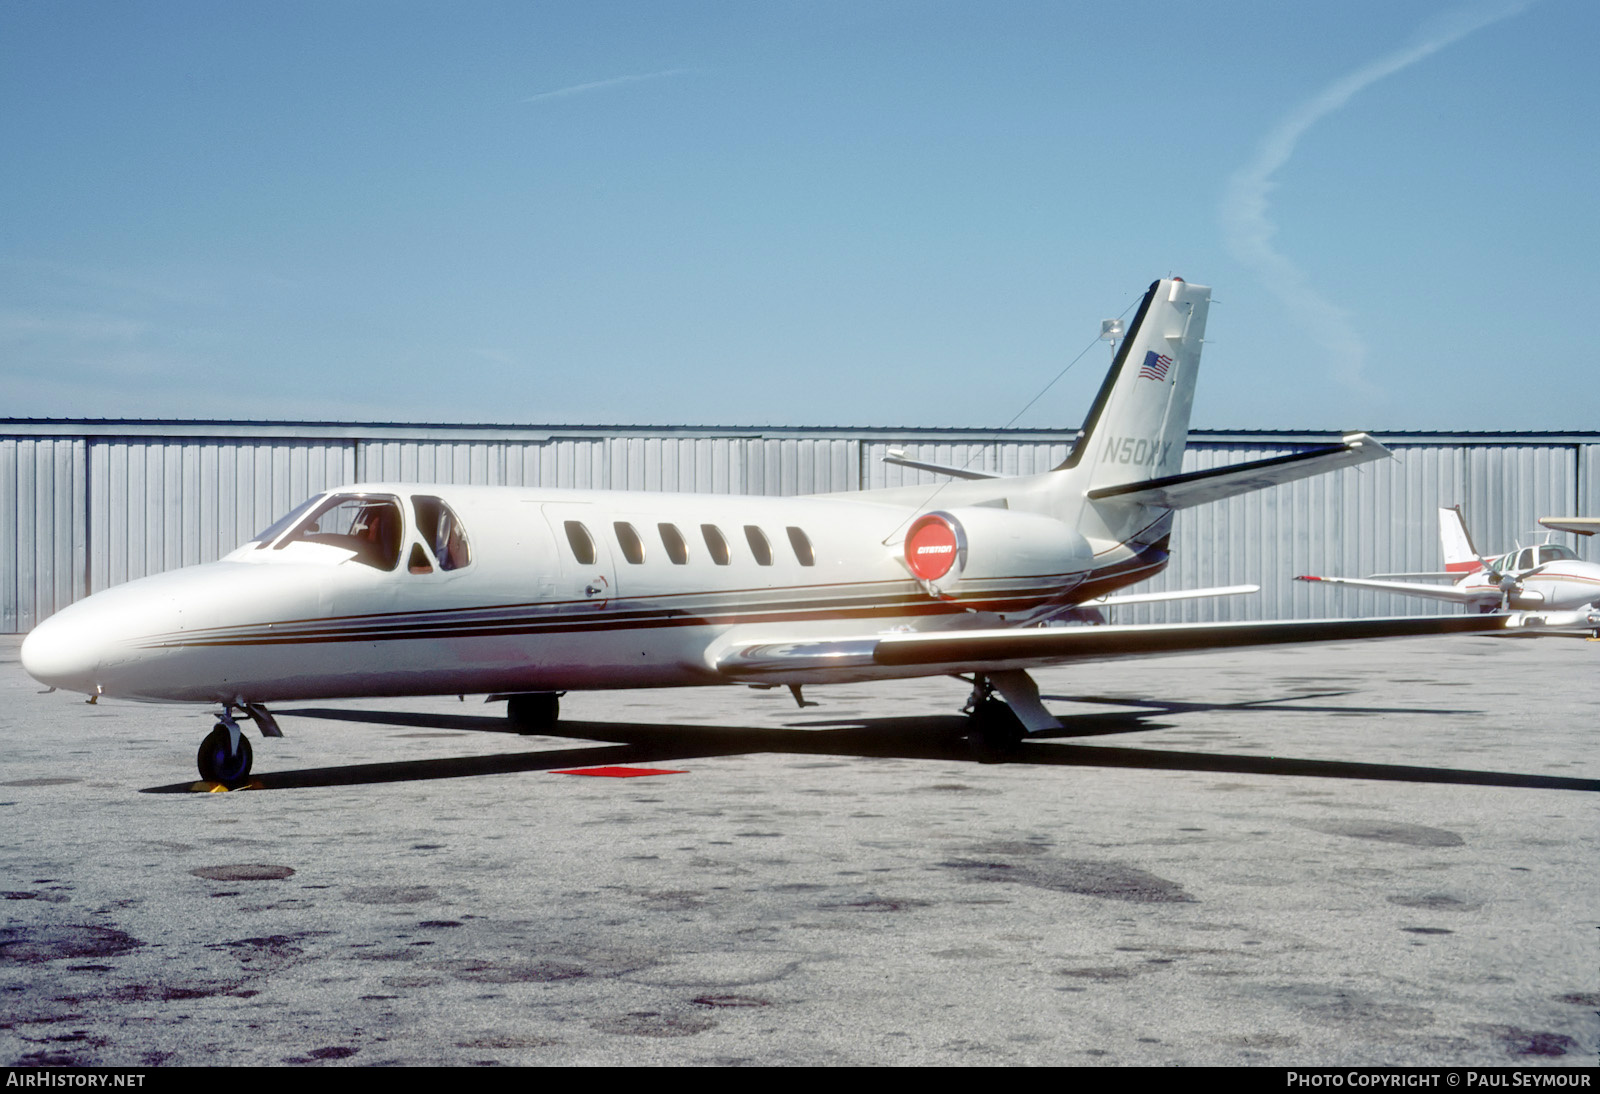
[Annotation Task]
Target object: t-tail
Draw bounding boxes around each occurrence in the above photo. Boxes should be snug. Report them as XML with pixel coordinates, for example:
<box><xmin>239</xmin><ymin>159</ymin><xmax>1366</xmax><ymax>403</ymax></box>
<box><xmin>1058</xmin><ymin>278</ymin><xmax>1208</xmax><ymax>494</ymax></box>
<box><xmin>1047</xmin><ymin>277</ymin><xmax>1389</xmax><ymax>546</ymax></box>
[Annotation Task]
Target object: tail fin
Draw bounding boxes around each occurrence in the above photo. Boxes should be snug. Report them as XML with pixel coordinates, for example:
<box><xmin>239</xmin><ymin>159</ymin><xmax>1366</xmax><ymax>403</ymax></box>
<box><xmin>1440</xmin><ymin>506</ymin><xmax>1482</xmax><ymax>573</ymax></box>
<box><xmin>1056</xmin><ymin>278</ymin><xmax>1210</xmax><ymax>491</ymax></box>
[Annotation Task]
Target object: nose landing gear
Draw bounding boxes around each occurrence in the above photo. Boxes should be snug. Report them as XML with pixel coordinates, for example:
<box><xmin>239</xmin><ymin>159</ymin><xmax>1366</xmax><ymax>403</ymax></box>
<box><xmin>195</xmin><ymin>704</ymin><xmax>272</xmax><ymax>784</ymax></box>
<box><xmin>197</xmin><ymin>723</ymin><xmax>253</xmax><ymax>783</ymax></box>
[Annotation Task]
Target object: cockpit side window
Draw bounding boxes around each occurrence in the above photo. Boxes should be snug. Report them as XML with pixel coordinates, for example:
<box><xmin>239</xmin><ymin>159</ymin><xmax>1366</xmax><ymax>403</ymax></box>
<box><xmin>413</xmin><ymin>496</ymin><xmax>472</xmax><ymax>571</ymax></box>
<box><xmin>274</xmin><ymin>494</ymin><xmax>404</xmax><ymax>570</ymax></box>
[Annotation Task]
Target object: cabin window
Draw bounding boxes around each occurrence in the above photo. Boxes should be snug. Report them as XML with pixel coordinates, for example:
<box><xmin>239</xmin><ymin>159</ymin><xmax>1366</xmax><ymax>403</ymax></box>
<box><xmin>412</xmin><ymin>496</ymin><xmax>471</xmax><ymax>571</ymax></box>
<box><xmin>274</xmin><ymin>494</ymin><xmax>404</xmax><ymax>571</ymax></box>
<box><xmin>614</xmin><ymin>521</ymin><xmax>645</xmax><ymax>564</ymax></box>
<box><xmin>659</xmin><ymin>523</ymin><xmax>689</xmax><ymax>565</ymax></box>
<box><xmin>701</xmin><ymin>524</ymin><xmax>731</xmax><ymax>566</ymax></box>
<box><xmin>564</xmin><ymin>520</ymin><xmax>597</xmax><ymax>565</ymax></box>
<box><xmin>408</xmin><ymin>544</ymin><xmax>433</xmax><ymax>574</ymax></box>
<box><xmin>744</xmin><ymin>525</ymin><xmax>773</xmax><ymax>566</ymax></box>
<box><xmin>786</xmin><ymin>526</ymin><xmax>815</xmax><ymax>566</ymax></box>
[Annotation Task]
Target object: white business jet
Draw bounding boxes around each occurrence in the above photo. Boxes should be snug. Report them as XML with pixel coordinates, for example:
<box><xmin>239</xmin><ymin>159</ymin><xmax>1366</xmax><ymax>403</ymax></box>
<box><xmin>21</xmin><ymin>278</ymin><xmax>1515</xmax><ymax>783</ymax></box>
<box><xmin>1298</xmin><ymin>506</ymin><xmax>1600</xmax><ymax>614</ymax></box>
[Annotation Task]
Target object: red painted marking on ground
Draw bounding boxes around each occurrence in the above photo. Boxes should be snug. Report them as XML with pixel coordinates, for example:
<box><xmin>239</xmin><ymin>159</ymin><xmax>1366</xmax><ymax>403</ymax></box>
<box><xmin>552</xmin><ymin>766</ymin><xmax>687</xmax><ymax>778</ymax></box>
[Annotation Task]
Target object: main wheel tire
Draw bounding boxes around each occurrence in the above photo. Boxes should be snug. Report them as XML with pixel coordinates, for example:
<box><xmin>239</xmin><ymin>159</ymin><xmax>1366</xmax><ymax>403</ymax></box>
<box><xmin>506</xmin><ymin>693</ymin><xmax>560</xmax><ymax>733</ymax></box>
<box><xmin>967</xmin><ymin>700</ymin><xmax>1024</xmax><ymax>762</ymax></box>
<box><xmin>197</xmin><ymin>725</ymin><xmax>253</xmax><ymax>783</ymax></box>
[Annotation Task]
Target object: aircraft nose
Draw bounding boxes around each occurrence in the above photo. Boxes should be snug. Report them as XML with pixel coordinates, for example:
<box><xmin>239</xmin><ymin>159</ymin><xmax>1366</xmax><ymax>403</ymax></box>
<box><xmin>20</xmin><ymin>610</ymin><xmax>104</xmax><ymax>694</ymax></box>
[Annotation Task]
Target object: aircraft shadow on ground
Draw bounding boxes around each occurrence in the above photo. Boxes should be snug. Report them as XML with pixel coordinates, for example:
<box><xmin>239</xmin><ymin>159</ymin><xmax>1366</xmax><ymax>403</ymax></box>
<box><xmin>1034</xmin><ymin>690</ymin><xmax>1478</xmax><ymax>735</ymax></box>
<box><xmin>141</xmin><ymin>693</ymin><xmax>1597</xmax><ymax>795</ymax></box>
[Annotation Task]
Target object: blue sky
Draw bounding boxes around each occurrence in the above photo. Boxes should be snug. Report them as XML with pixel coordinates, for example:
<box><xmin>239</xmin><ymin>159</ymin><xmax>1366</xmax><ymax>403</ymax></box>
<box><xmin>3</xmin><ymin>0</ymin><xmax>1595</xmax><ymax>431</ymax></box>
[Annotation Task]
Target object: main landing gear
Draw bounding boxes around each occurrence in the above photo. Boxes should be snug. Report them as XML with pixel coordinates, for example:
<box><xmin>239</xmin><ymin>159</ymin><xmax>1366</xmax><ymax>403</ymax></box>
<box><xmin>195</xmin><ymin>703</ymin><xmax>280</xmax><ymax>784</ymax></box>
<box><xmin>963</xmin><ymin>676</ymin><xmax>1026</xmax><ymax>761</ymax></box>
<box><xmin>506</xmin><ymin>692</ymin><xmax>562</xmax><ymax>733</ymax></box>
<box><xmin>961</xmin><ymin>670</ymin><xmax>1061</xmax><ymax>762</ymax></box>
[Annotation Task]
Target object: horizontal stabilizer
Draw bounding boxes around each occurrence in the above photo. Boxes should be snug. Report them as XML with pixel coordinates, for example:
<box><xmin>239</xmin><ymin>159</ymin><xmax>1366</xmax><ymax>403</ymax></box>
<box><xmin>1086</xmin><ymin>433</ymin><xmax>1388</xmax><ymax>510</ymax></box>
<box><xmin>881</xmin><ymin>451</ymin><xmax>1002</xmax><ymax>480</ymax></box>
<box><xmin>1296</xmin><ymin>574</ymin><xmax>1495</xmax><ymax>606</ymax></box>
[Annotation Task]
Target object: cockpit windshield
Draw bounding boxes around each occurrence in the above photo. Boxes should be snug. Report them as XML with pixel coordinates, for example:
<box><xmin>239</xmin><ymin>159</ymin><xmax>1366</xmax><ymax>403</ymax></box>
<box><xmin>1491</xmin><ymin>544</ymin><xmax>1577</xmax><ymax>572</ymax></box>
<box><xmin>271</xmin><ymin>493</ymin><xmax>404</xmax><ymax>570</ymax></box>
<box><xmin>251</xmin><ymin>496</ymin><xmax>320</xmax><ymax>548</ymax></box>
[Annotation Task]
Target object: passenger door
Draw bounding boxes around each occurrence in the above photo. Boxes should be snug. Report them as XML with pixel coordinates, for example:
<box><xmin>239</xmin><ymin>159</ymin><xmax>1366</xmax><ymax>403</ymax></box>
<box><xmin>540</xmin><ymin>503</ymin><xmax>617</xmax><ymax>609</ymax></box>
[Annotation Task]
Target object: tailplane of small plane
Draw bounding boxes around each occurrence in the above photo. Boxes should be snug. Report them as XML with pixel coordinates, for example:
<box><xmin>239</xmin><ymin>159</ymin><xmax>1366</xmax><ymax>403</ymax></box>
<box><xmin>1440</xmin><ymin>505</ymin><xmax>1484</xmax><ymax>574</ymax></box>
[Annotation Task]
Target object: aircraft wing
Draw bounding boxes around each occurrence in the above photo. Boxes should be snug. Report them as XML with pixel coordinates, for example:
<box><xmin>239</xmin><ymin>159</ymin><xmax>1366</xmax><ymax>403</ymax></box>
<box><xmin>714</xmin><ymin>613</ymin><xmax>1514</xmax><ymax>683</ymax></box>
<box><xmin>1295</xmin><ymin>574</ymin><xmax>1498</xmax><ymax>606</ymax></box>
<box><xmin>1540</xmin><ymin>517</ymin><xmax>1600</xmax><ymax>536</ymax></box>
<box><xmin>1085</xmin><ymin>433</ymin><xmax>1387</xmax><ymax>511</ymax></box>
<box><xmin>1086</xmin><ymin>584</ymin><xmax>1258</xmax><ymax>607</ymax></box>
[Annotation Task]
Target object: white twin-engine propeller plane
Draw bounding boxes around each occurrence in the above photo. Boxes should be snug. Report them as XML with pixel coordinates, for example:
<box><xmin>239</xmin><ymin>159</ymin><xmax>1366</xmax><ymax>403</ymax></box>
<box><xmin>21</xmin><ymin>278</ymin><xmax>1520</xmax><ymax>784</ymax></box>
<box><xmin>1298</xmin><ymin>505</ymin><xmax>1600</xmax><ymax>617</ymax></box>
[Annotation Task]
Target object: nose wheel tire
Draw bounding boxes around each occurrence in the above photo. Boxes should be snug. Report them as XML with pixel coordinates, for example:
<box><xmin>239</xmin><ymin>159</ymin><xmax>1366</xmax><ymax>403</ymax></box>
<box><xmin>197</xmin><ymin>725</ymin><xmax>253</xmax><ymax>783</ymax></box>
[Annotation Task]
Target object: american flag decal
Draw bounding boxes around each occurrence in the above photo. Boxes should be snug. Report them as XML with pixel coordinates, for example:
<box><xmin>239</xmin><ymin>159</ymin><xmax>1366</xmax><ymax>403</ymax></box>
<box><xmin>1137</xmin><ymin>351</ymin><xmax>1174</xmax><ymax>382</ymax></box>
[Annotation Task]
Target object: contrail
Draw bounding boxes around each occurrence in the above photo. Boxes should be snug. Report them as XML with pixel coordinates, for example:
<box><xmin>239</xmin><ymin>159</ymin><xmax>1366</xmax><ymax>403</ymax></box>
<box><xmin>1221</xmin><ymin>1</ymin><xmax>1533</xmax><ymax>391</ymax></box>
<box><xmin>522</xmin><ymin>68</ymin><xmax>692</xmax><ymax>104</ymax></box>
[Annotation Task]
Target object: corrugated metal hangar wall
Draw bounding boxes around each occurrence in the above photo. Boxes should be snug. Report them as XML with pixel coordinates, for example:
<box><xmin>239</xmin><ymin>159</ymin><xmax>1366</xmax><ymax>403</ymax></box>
<box><xmin>5</xmin><ymin>421</ymin><xmax>1600</xmax><ymax>633</ymax></box>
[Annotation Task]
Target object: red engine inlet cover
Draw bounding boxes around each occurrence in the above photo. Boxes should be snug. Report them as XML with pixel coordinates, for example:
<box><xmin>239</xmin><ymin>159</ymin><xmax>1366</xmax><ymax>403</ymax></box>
<box><xmin>906</xmin><ymin>515</ymin><xmax>960</xmax><ymax>581</ymax></box>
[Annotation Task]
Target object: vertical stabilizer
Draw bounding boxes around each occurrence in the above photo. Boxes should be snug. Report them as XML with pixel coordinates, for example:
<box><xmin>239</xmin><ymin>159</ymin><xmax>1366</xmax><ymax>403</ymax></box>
<box><xmin>1440</xmin><ymin>506</ymin><xmax>1482</xmax><ymax>573</ymax></box>
<box><xmin>1057</xmin><ymin>278</ymin><xmax>1210</xmax><ymax>492</ymax></box>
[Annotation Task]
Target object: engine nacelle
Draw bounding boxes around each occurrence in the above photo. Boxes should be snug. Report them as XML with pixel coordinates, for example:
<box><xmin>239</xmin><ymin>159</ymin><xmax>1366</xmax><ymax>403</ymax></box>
<box><xmin>902</xmin><ymin>508</ymin><xmax>1092</xmax><ymax>599</ymax></box>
